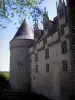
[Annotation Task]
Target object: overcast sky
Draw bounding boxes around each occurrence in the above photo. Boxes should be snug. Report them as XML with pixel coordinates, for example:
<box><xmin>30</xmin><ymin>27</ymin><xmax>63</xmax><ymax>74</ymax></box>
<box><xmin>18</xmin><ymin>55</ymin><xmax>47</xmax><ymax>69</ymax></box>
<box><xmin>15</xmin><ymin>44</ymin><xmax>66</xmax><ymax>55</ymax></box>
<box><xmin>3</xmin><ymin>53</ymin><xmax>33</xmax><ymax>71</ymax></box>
<box><xmin>0</xmin><ymin>0</ymin><xmax>66</xmax><ymax>71</ymax></box>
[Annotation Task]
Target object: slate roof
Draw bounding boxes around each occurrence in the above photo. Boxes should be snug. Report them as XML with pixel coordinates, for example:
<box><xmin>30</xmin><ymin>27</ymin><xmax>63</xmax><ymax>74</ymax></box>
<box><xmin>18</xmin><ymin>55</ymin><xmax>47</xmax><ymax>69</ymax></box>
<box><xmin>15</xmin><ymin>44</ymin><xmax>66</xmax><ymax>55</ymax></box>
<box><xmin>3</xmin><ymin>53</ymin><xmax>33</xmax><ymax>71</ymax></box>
<box><xmin>13</xmin><ymin>19</ymin><xmax>34</xmax><ymax>40</ymax></box>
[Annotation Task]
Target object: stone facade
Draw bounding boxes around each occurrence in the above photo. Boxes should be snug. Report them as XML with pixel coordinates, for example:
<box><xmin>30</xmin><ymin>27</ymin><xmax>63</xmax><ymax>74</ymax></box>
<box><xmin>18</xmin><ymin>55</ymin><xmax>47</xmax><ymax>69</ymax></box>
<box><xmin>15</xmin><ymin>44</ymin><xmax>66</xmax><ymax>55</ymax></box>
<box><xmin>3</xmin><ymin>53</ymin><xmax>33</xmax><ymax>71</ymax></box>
<box><xmin>29</xmin><ymin>0</ymin><xmax>72</xmax><ymax>100</ymax></box>
<box><xmin>29</xmin><ymin>25</ymin><xmax>72</xmax><ymax>100</ymax></box>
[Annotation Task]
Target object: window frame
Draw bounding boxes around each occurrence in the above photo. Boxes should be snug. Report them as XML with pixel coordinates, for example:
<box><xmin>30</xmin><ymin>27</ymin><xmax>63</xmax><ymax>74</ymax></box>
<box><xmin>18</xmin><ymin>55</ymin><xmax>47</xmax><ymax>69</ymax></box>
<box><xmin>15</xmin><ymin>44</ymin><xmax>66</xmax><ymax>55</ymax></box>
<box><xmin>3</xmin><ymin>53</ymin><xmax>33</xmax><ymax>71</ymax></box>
<box><xmin>35</xmin><ymin>65</ymin><xmax>38</xmax><ymax>73</ymax></box>
<box><xmin>35</xmin><ymin>53</ymin><xmax>38</xmax><ymax>61</ymax></box>
<box><xmin>46</xmin><ymin>63</ymin><xmax>49</xmax><ymax>72</ymax></box>
<box><xmin>62</xmin><ymin>60</ymin><xmax>68</xmax><ymax>72</ymax></box>
<box><xmin>45</xmin><ymin>48</ymin><xmax>49</xmax><ymax>59</ymax></box>
<box><xmin>61</xmin><ymin>41</ymin><xmax>67</xmax><ymax>54</ymax></box>
<box><xmin>60</xmin><ymin>24</ymin><xmax>64</xmax><ymax>35</ymax></box>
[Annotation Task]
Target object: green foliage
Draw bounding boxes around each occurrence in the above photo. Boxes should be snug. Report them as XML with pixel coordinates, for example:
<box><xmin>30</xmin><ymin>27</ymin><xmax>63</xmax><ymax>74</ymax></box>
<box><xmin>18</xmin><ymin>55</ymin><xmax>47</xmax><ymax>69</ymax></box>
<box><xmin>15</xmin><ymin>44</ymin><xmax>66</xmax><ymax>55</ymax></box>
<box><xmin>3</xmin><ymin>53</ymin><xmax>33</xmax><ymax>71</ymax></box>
<box><xmin>0</xmin><ymin>72</ymin><xmax>9</xmax><ymax>80</ymax></box>
<box><xmin>0</xmin><ymin>0</ymin><xmax>44</xmax><ymax>28</ymax></box>
<box><xmin>0</xmin><ymin>73</ymin><xmax>9</xmax><ymax>92</ymax></box>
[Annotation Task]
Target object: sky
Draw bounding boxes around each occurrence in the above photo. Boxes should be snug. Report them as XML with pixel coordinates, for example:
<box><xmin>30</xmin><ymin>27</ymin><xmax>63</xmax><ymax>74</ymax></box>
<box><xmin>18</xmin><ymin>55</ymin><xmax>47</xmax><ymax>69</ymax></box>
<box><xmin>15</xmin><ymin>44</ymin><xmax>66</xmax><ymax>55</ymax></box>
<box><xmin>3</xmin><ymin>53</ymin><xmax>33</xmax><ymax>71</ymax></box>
<box><xmin>0</xmin><ymin>0</ymin><xmax>66</xmax><ymax>71</ymax></box>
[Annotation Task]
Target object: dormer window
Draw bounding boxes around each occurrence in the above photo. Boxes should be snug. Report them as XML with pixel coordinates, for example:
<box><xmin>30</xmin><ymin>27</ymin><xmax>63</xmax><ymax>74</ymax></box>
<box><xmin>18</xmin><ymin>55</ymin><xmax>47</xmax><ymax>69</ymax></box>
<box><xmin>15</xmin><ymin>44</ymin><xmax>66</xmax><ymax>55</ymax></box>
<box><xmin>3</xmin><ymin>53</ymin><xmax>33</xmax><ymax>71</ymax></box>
<box><xmin>59</xmin><ymin>8</ymin><xmax>64</xmax><ymax>19</ymax></box>
<box><xmin>59</xmin><ymin>10</ymin><xmax>62</xmax><ymax>19</ymax></box>
<box><xmin>61</xmin><ymin>8</ymin><xmax>64</xmax><ymax>18</ymax></box>
<box><xmin>60</xmin><ymin>24</ymin><xmax>64</xmax><ymax>35</ymax></box>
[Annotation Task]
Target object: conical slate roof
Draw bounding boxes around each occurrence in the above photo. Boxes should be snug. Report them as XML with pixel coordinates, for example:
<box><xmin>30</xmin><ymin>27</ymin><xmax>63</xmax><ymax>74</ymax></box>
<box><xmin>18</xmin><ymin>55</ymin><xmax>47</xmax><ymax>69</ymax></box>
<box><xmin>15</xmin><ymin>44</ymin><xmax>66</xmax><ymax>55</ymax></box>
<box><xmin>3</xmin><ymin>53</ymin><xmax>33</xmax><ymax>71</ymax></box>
<box><xmin>13</xmin><ymin>19</ymin><xmax>34</xmax><ymax>40</ymax></box>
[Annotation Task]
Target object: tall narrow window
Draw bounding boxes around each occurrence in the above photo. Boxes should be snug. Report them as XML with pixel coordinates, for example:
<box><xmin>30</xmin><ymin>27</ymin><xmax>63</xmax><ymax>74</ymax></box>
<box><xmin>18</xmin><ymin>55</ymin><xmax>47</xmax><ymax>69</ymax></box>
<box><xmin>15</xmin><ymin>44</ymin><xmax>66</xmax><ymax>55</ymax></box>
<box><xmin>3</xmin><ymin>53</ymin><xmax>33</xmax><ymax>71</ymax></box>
<box><xmin>59</xmin><ymin>10</ymin><xmax>62</xmax><ymax>19</ymax></box>
<box><xmin>59</xmin><ymin>8</ymin><xmax>64</xmax><ymax>19</ymax></box>
<box><xmin>61</xmin><ymin>8</ymin><xmax>64</xmax><ymax>18</ymax></box>
<box><xmin>46</xmin><ymin>63</ymin><xmax>49</xmax><ymax>72</ymax></box>
<box><xmin>35</xmin><ymin>65</ymin><xmax>38</xmax><ymax>73</ymax></box>
<box><xmin>60</xmin><ymin>24</ymin><xmax>64</xmax><ymax>35</ymax></box>
<box><xmin>61</xmin><ymin>41</ymin><xmax>67</xmax><ymax>54</ymax></box>
<box><xmin>43</xmin><ymin>37</ymin><xmax>47</xmax><ymax>44</ymax></box>
<box><xmin>17</xmin><ymin>62</ymin><xmax>23</xmax><ymax>66</ymax></box>
<box><xmin>35</xmin><ymin>53</ymin><xmax>38</xmax><ymax>61</ymax></box>
<box><xmin>45</xmin><ymin>48</ymin><xmax>49</xmax><ymax>59</ymax></box>
<box><xmin>62</xmin><ymin>60</ymin><xmax>68</xmax><ymax>72</ymax></box>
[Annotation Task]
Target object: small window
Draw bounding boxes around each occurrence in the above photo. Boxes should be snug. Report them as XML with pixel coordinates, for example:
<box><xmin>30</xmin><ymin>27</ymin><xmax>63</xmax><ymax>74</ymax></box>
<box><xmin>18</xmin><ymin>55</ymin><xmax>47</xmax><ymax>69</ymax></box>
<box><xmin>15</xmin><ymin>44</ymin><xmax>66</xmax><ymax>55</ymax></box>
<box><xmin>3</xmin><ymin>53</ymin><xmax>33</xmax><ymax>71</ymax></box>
<box><xmin>35</xmin><ymin>53</ymin><xmax>38</xmax><ymax>61</ymax></box>
<box><xmin>30</xmin><ymin>57</ymin><xmax>32</xmax><ymax>62</ymax></box>
<box><xmin>61</xmin><ymin>41</ymin><xmax>67</xmax><ymax>54</ymax></box>
<box><xmin>60</xmin><ymin>24</ymin><xmax>64</xmax><ymax>35</ymax></box>
<box><xmin>61</xmin><ymin>8</ymin><xmax>64</xmax><ymax>18</ymax></box>
<box><xmin>17</xmin><ymin>62</ymin><xmax>23</xmax><ymax>66</ymax></box>
<box><xmin>33</xmin><ymin>75</ymin><xmax>35</xmax><ymax>80</ymax></box>
<box><xmin>33</xmin><ymin>68</ymin><xmax>34</xmax><ymax>72</ymax></box>
<box><xmin>35</xmin><ymin>65</ymin><xmax>38</xmax><ymax>73</ymax></box>
<box><xmin>43</xmin><ymin>37</ymin><xmax>47</xmax><ymax>44</ymax></box>
<box><xmin>59</xmin><ymin>8</ymin><xmax>64</xmax><ymax>19</ymax></box>
<box><xmin>45</xmin><ymin>48</ymin><xmax>49</xmax><ymax>59</ymax></box>
<box><xmin>59</xmin><ymin>10</ymin><xmax>62</xmax><ymax>19</ymax></box>
<box><xmin>46</xmin><ymin>63</ymin><xmax>49</xmax><ymax>72</ymax></box>
<box><xmin>62</xmin><ymin>60</ymin><xmax>68</xmax><ymax>72</ymax></box>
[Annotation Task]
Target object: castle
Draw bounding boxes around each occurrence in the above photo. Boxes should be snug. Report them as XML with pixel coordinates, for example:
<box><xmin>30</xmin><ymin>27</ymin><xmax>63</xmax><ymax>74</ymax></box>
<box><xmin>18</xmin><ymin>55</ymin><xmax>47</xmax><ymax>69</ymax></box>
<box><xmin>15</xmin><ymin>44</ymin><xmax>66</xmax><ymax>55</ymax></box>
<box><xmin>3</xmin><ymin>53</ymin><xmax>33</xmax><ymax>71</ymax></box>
<box><xmin>9</xmin><ymin>0</ymin><xmax>73</xmax><ymax>100</ymax></box>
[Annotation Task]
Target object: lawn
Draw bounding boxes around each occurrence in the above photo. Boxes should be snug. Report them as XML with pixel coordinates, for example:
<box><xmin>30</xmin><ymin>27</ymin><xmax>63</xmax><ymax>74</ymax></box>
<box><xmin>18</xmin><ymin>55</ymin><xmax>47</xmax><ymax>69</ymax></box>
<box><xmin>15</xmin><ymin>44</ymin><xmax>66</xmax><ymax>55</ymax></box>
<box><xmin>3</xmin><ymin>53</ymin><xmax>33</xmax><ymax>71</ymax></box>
<box><xmin>0</xmin><ymin>72</ymin><xmax>9</xmax><ymax>80</ymax></box>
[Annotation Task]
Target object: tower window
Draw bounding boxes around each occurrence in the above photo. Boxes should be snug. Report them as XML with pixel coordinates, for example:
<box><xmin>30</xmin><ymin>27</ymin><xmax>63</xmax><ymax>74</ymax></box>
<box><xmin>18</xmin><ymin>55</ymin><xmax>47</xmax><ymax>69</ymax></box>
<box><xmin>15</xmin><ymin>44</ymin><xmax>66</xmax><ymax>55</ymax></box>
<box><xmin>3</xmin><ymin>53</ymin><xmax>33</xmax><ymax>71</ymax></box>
<box><xmin>60</xmin><ymin>24</ymin><xmax>64</xmax><ymax>35</ymax></box>
<box><xmin>59</xmin><ymin>8</ymin><xmax>64</xmax><ymax>19</ymax></box>
<box><xmin>46</xmin><ymin>63</ymin><xmax>49</xmax><ymax>72</ymax></box>
<box><xmin>17</xmin><ymin>62</ymin><xmax>23</xmax><ymax>66</ymax></box>
<box><xmin>62</xmin><ymin>60</ymin><xmax>68</xmax><ymax>72</ymax></box>
<box><xmin>59</xmin><ymin>10</ymin><xmax>62</xmax><ymax>19</ymax></box>
<box><xmin>61</xmin><ymin>8</ymin><xmax>64</xmax><ymax>18</ymax></box>
<box><xmin>61</xmin><ymin>41</ymin><xmax>67</xmax><ymax>54</ymax></box>
<box><xmin>45</xmin><ymin>48</ymin><xmax>49</xmax><ymax>59</ymax></box>
<box><xmin>35</xmin><ymin>65</ymin><xmax>38</xmax><ymax>73</ymax></box>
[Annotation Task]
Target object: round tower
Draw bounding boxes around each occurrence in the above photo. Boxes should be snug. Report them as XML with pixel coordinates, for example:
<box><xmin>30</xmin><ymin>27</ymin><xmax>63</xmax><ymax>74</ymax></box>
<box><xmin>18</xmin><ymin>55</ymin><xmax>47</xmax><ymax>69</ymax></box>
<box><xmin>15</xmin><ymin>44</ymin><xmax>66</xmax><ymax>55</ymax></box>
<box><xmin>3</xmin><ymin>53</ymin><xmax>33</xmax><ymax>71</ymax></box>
<box><xmin>9</xmin><ymin>19</ymin><xmax>34</xmax><ymax>92</ymax></box>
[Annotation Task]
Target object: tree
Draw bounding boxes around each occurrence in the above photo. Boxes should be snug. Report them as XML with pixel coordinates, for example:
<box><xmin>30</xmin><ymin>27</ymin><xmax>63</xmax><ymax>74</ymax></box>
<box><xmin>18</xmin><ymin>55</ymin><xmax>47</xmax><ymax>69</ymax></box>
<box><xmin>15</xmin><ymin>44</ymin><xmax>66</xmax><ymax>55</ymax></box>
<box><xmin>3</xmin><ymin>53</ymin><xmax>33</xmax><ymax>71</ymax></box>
<box><xmin>0</xmin><ymin>0</ymin><xmax>44</xmax><ymax>28</ymax></box>
<box><xmin>0</xmin><ymin>74</ymin><xmax>9</xmax><ymax>92</ymax></box>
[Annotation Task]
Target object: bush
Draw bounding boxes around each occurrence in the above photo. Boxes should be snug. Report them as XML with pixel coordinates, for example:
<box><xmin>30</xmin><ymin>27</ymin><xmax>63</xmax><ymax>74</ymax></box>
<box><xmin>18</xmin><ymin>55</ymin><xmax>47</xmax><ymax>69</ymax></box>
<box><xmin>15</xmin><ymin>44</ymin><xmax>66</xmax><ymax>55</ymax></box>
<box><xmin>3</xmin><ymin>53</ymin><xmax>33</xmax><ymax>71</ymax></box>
<box><xmin>0</xmin><ymin>74</ymin><xmax>9</xmax><ymax>92</ymax></box>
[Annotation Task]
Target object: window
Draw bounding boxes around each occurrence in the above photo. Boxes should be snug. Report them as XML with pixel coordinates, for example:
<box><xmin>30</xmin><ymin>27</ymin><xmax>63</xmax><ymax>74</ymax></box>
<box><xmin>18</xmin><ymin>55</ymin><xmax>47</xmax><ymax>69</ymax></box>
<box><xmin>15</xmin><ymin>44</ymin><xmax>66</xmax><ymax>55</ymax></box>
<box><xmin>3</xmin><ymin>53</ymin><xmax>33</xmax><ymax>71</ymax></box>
<box><xmin>45</xmin><ymin>48</ymin><xmax>49</xmax><ymax>59</ymax></box>
<box><xmin>30</xmin><ymin>57</ymin><xmax>32</xmax><ymax>62</ymax></box>
<box><xmin>35</xmin><ymin>53</ymin><xmax>38</xmax><ymax>61</ymax></box>
<box><xmin>46</xmin><ymin>63</ymin><xmax>49</xmax><ymax>72</ymax></box>
<box><xmin>43</xmin><ymin>37</ymin><xmax>47</xmax><ymax>44</ymax></box>
<box><xmin>61</xmin><ymin>8</ymin><xmax>64</xmax><ymax>18</ymax></box>
<box><xmin>62</xmin><ymin>60</ymin><xmax>68</xmax><ymax>72</ymax></box>
<box><xmin>33</xmin><ymin>75</ymin><xmax>35</xmax><ymax>80</ymax></box>
<box><xmin>35</xmin><ymin>65</ymin><xmax>38</xmax><ymax>73</ymax></box>
<box><xmin>59</xmin><ymin>8</ymin><xmax>64</xmax><ymax>19</ymax></box>
<box><xmin>33</xmin><ymin>68</ymin><xmax>34</xmax><ymax>72</ymax></box>
<box><xmin>61</xmin><ymin>41</ymin><xmax>67</xmax><ymax>54</ymax></box>
<box><xmin>60</xmin><ymin>24</ymin><xmax>64</xmax><ymax>35</ymax></box>
<box><xmin>17</xmin><ymin>62</ymin><xmax>23</xmax><ymax>66</ymax></box>
<box><xmin>59</xmin><ymin>10</ymin><xmax>62</xmax><ymax>19</ymax></box>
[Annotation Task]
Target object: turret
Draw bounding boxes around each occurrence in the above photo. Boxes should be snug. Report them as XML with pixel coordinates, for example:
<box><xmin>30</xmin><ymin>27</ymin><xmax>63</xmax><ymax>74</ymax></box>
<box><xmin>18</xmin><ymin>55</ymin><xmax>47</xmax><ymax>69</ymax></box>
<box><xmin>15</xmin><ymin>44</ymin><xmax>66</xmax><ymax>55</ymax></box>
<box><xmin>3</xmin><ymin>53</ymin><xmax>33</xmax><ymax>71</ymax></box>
<box><xmin>57</xmin><ymin>0</ymin><xmax>68</xmax><ymax>35</ymax></box>
<box><xmin>57</xmin><ymin>0</ymin><xmax>67</xmax><ymax>26</ymax></box>
<box><xmin>9</xmin><ymin>19</ymin><xmax>34</xmax><ymax>92</ymax></box>
<box><xmin>43</xmin><ymin>7</ymin><xmax>49</xmax><ymax>37</ymax></box>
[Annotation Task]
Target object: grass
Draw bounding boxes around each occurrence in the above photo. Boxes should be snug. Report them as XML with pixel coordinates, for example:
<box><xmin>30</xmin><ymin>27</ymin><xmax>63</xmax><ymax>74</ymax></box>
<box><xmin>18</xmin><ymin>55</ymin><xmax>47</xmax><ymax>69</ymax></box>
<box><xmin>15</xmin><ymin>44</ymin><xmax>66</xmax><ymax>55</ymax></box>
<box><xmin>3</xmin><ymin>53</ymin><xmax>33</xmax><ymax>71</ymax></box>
<box><xmin>0</xmin><ymin>72</ymin><xmax>9</xmax><ymax>80</ymax></box>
